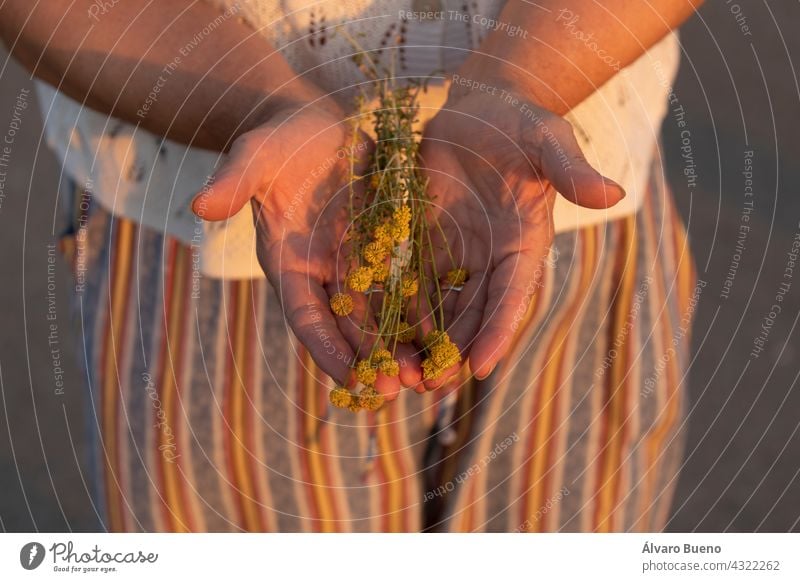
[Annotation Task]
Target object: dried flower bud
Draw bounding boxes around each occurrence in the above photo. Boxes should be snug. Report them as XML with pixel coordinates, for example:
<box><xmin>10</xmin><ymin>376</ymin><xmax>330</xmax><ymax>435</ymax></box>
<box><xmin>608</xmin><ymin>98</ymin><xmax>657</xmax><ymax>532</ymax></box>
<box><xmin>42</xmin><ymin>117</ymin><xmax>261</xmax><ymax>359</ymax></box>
<box><xmin>347</xmin><ymin>266</ymin><xmax>374</xmax><ymax>293</ymax></box>
<box><xmin>372</xmin><ymin>263</ymin><xmax>390</xmax><ymax>283</ymax></box>
<box><xmin>358</xmin><ymin>387</ymin><xmax>384</xmax><ymax>411</ymax></box>
<box><xmin>355</xmin><ymin>359</ymin><xmax>378</xmax><ymax>385</ymax></box>
<box><xmin>396</xmin><ymin>321</ymin><xmax>416</xmax><ymax>343</ymax></box>
<box><xmin>363</xmin><ymin>242</ymin><xmax>388</xmax><ymax>266</ymax></box>
<box><xmin>329</xmin><ymin>386</ymin><xmax>353</xmax><ymax>409</ymax></box>
<box><xmin>329</xmin><ymin>293</ymin><xmax>354</xmax><ymax>317</ymax></box>
<box><xmin>446</xmin><ymin>268</ymin><xmax>469</xmax><ymax>287</ymax></box>
<box><xmin>379</xmin><ymin>359</ymin><xmax>400</xmax><ymax>377</ymax></box>
<box><xmin>372</xmin><ymin>348</ymin><xmax>392</xmax><ymax>363</ymax></box>
<box><xmin>400</xmin><ymin>275</ymin><xmax>419</xmax><ymax>298</ymax></box>
<box><xmin>373</xmin><ymin>223</ymin><xmax>394</xmax><ymax>249</ymax></box>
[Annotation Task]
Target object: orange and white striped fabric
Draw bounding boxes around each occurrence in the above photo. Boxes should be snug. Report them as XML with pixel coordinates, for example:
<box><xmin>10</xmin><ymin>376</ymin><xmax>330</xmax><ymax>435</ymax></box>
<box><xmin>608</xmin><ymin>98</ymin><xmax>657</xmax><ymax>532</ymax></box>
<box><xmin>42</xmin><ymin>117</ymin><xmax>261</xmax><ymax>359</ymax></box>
<box><xmin>58</xmin><ymin>150</ymin><xmax>696</xmax><ymax>532</ymax></box>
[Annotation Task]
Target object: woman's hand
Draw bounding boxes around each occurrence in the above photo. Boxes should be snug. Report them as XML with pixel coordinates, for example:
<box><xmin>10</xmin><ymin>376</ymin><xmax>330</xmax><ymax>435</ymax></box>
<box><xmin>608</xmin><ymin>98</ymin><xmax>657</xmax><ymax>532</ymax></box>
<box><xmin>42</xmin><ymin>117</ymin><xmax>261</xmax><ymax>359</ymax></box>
<box><xmin>418</xmin><ymin>85</ymin><xmax>626</xmax><ymax>387</ymax></box>
<box><xmin>193</xmin><ymin>102</ymin><xmax>422</xmax><ymax>395</ymax></box>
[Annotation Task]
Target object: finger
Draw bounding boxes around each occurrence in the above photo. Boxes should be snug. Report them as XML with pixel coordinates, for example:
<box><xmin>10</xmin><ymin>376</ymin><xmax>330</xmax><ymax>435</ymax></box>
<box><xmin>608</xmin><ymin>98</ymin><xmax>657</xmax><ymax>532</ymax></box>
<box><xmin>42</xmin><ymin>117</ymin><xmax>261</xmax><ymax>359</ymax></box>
<box><xmin>405</xmin><ymin>286</ymin><xmax>436</xmax><ymax>344</ymax></box>
<box><xmin>410</xmin><ymin>264</ymin><xmax>472</xmax><ymax>390</ymax></box>
<box><xmin>444</xmin><ymin>269</ymin><xmax>488</xmax><ymax>358</ymax></box>
<box><xmin>526</xmin><ymin>116</ymin><xmax>626</xmax><ymax>210</ymax></box>
<box><xmin>423</xmin><ymin>361</ymin><xmax>463</xmax><ymax>391</ymax></box>
<box><xmin>332</xmin><ymin>288</ymin><xmax>404</xmax><ymax>401</ymax></box>
<box><xmin>192</xmin><ymin>133</ymin><xmax>270</xmax><ymax>221</ymax></box>
<box><xmin>422</xmin><ymin>271</ymin><xmax>487</xmax><ymax>390</ymax></box>
<box><xmin>468</xmin><ymin>250</ymin><xmax>546</xmax><ymax>380</ymax></box>
<box><xmin>374</xmin><ymin>372</ymin><xmax>402</xmax><ymax>401</ymax></box>
<box><xmin>428</xmin><ymin>283</ymin><xmax>465</xmax><ymax>389</ymax></box>
<box><xmin>280</xmin><ymin>273</ymin><xmax>355</xmax><ymax>385</ymax></box>
<box><xmin>395</xmin><ymin>343</ymin><xmax>423</xmax><ymax>388</ymax></box>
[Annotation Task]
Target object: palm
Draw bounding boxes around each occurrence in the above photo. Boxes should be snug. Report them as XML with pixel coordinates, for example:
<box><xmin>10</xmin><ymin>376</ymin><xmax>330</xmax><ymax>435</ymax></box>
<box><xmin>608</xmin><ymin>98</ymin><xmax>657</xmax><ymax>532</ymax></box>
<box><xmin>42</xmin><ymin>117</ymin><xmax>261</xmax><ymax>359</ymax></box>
<box><xmin>250</xmin><ymin>109</ymin><xmax>357</xmax><ymax>295</ymax></box>
<box><xmin>420</xmin><ymin>91</ymin><xmax>624</xmax><ymax>384</ymax></box>
<box><xmin>421</xmin><ymin>94</ymin><xmax>555</xmax><ymax>384</ymax></box>
<box><xmin>196</xmin><ymin>107</ymin><xmax>365</xmax><ymax>384</ymax></box>
<box><xmin>197</xmin><ymin>106</ymin><xmax>422</xmax><ymax>393</ymax></box>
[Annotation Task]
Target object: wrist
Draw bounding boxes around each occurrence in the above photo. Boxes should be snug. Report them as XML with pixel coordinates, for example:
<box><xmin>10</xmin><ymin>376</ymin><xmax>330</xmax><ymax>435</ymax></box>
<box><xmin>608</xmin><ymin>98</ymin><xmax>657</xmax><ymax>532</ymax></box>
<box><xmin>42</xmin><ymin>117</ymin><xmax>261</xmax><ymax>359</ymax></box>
<box><xmin>240</xmin><ymin>75</ymin><xmax>344</xmax><ymax>137</ymax></box>
<box><xmin>448</xmin><ymin>56</ymin><xmax>564</xmax><ymax>115</ymax></box>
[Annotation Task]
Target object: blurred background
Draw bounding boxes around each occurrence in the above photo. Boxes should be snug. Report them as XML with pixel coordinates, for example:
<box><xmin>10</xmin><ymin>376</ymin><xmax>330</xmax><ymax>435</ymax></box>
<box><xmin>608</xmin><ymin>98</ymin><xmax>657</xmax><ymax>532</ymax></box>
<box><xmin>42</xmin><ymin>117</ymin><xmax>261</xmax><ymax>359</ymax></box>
<box><xmin>0</xmin><ymin>2</ymin><xmax>798</xmax><ymax>532</ymax></box>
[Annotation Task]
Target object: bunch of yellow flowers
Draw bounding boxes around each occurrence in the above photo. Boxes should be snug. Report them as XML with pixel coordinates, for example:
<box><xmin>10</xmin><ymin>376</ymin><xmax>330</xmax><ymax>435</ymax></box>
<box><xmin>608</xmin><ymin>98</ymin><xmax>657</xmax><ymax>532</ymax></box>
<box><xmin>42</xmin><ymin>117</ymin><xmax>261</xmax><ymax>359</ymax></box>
<box><xmin>327</xmin><ymin>75</ymin><xmax>469</xmax><ymax>413</ymax></box>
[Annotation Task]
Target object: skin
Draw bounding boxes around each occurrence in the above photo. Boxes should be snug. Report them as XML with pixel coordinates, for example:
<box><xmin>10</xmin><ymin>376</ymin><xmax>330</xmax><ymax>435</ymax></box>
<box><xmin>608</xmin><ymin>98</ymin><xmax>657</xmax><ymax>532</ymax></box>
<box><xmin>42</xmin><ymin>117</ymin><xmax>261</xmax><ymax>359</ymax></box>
<box><xmin>418</xmin><ymin>0</ymin><xmax>705</xmax><ymax>388</ymax></box>
<box><xmin>1</xmin><ymin>0</ymin><xmax>703</xmax><ymax>399</ymax></box>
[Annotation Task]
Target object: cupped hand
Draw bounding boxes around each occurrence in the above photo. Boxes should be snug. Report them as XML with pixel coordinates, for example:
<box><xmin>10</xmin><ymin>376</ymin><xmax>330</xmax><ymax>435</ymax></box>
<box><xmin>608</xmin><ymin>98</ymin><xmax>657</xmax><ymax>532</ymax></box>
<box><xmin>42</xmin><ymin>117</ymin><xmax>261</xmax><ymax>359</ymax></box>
<box><xmin>192</xmin><ymin>102</ymin><xmax>423</xmax><ymax>396</ymax></box>
<box><xmin>418</xmin><ymin>87</ymin><xmax>626</xmax><ymax>387</ymax></box>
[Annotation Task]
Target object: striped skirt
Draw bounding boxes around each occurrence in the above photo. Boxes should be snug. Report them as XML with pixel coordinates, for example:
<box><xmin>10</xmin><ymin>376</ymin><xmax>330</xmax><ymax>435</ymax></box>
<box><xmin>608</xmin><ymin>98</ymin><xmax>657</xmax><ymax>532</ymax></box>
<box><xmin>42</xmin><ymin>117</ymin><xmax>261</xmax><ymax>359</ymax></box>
<box><xmin>58</xmin><ymin>152</ymin><xmax>696</xmax><ymax>532</ymax></box>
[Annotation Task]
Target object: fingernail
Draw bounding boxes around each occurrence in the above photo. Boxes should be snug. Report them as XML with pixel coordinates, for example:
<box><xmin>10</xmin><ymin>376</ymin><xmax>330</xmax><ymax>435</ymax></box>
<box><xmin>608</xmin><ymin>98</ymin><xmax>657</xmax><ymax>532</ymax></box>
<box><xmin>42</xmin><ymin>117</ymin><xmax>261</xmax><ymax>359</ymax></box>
<box><xmin>192</xmin><ymin>175</ymin><xmax>217</xmax><ymax>216</ymax></box>
<box><xmin>475</xmin><ymin>365</ymin><xmax>496</xmax><ymax>381</ymax></box>
<box><xmin>602</xmin><ymin>177</ymin><xmax>626</xmax><ymax>198</ymax></box>
<box><xmin>191</xmin><ymin>193</ymin><xmax>206</xmax><ymax>216</ymax></box>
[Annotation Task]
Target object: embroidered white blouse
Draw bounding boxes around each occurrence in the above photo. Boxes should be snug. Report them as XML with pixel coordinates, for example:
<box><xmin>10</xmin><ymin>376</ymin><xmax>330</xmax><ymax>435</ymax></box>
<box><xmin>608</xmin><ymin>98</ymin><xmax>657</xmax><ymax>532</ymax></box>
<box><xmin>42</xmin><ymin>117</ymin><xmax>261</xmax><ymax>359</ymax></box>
<box><xmin>35</xmin><ymin>0</ymin><xmax>680</xmax><ymax>279</ymax></box>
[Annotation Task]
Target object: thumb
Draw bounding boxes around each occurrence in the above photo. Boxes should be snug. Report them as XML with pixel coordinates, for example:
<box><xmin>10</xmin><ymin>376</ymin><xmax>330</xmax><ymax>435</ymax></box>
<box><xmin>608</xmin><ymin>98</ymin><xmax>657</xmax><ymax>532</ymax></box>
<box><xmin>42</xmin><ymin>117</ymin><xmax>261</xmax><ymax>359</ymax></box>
<box><xmin>534</xmin><ymin>117</ymin><xmax>626</xmax><ymax>210</ymax></box>
<box><xmin>191</xmin><ymin>135</ymin><xmax>270</xmax><ymax>221</ymax></box>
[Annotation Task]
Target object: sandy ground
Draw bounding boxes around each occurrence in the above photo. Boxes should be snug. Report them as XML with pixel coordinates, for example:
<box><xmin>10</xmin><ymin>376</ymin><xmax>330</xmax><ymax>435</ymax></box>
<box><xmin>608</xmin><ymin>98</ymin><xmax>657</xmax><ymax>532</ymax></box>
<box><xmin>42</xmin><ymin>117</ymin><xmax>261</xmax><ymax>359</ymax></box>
<box><xmin>0</xmin><ymin>2</ymin><xmax>798</xmax><ymax>532</ymax></box>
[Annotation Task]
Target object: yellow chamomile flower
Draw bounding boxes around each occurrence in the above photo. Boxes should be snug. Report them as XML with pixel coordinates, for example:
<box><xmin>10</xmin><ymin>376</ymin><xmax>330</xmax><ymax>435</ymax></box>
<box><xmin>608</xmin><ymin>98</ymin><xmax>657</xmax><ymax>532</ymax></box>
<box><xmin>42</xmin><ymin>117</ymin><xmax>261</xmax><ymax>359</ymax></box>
<box><xmin>355</xmin><ymin>359</ymin><xmax>378</xmax><ymax>385</ymax></box>
<box><xmin>329</xmin><ymin>293</ymin><xmax>354</xmax><ymax>317</ymax></box>
<box><xmin>348</xmin><ymin>395</ymin><xmax>364</xmax><ymax>413</ymax></box>
<box><xmin>421</xmin><ymin>359</ymin><xmax>441</xmax><ymax>381</ymax></box>
<box><xmin>373</xmin><ymin>223</ymin><xmax>394</xmax><ymax>249</ymax></box>
<box><xmin>372</xmin><ymin>263</ymin><xmax>390</xmax><ymax>283</ymax></box>
<box><xmin>358</xmin><ymin>387</ymin><xmax>385</xmax><ymax>411</ymax></box>
<box><xmin>430</xmin><ymin>340</ymin><xmax>461</xmax><ymax>369</ymax></box>
<box><xmin>390</xmin><ymin>205</ymin><xmax>411</xmax><ymax>241</ymax></box>
<box><xmin>400</xmin><ymin>275</ymin><xmax>419</xmax><ymax>298</ymax></box>
<box><xmin>362</xmin><ymin>241</ymin><xmax>388</xmax><ymax>266</ymax></box>
<box><xmin>446</xmin><ymin>268</ymin><xmax>469</xmax><ymax>287</ymax></box>
<box><xmin>329</xmin><ymin>386</ymin><xmax>353</xmax><ymax>409</ymax></box>
<box><xmin>379</xmin><ymin>359</ymin><xmax>400</xmax><ymax>377</ymax></box>
<box><xmin>396</xmin><ymin>321</ymin><xmax>416</xmax><ymax>343</ymax></box>
<box><xmin>370</xmin><ymin>347</ymin><xmax>398</xmax><ymax>377</ymax></box>
<box><xmin>347</xmin><ymin>266</ymin><xmax>374</xmax><ymax>293</ymax></box>
<box><xmin>423</xmin><ymin>330</ymin><xmax>446</xmax><ymax>348</ymax></box>
<box><xmin>421</xmin><ymin>331</ymin><xmax>462</xmax><ymax>380</ymax></box>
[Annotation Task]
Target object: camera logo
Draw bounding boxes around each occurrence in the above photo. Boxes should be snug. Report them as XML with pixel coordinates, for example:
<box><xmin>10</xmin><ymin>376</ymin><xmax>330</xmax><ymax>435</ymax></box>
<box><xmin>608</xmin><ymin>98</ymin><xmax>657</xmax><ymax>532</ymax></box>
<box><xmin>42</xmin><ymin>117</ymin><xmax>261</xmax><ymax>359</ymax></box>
<box><xmin>20</xmin><ymin>542</ymin><xmax>46</xmax><ymax>570</ymax></box>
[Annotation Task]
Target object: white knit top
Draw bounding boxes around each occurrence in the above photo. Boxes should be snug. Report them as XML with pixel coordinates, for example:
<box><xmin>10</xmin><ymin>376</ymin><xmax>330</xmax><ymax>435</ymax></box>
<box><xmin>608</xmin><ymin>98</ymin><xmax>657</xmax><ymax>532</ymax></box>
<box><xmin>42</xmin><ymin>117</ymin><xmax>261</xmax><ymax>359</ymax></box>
<box><xmin>35</xmin><ymin>0</ymin><xmax>679</xmax><ymax>279</ymax></box>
